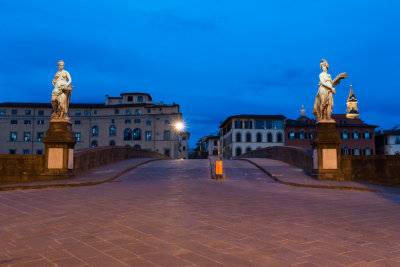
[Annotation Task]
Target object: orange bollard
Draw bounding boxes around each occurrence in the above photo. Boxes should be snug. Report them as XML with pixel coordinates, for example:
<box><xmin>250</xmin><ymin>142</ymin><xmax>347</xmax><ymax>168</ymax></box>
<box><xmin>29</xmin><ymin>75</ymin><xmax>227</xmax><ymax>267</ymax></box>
<box><xmin>216</xmin><ymin>161</ymin><xmax>223</xmax><ymax>175</ymax></box>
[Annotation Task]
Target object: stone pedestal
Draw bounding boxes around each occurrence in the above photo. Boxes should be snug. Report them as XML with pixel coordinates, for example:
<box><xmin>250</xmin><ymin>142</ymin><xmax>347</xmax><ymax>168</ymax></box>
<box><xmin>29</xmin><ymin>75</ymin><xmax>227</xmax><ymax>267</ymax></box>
<box><xmin>312</xmin><ymin>122</ymin><xmax>343</xmax><ymax>180</ymax></box>
<box><xmin>42</xmin><ymin>121</ymin><xmax>76</xmax><ymax>179</ymax></box>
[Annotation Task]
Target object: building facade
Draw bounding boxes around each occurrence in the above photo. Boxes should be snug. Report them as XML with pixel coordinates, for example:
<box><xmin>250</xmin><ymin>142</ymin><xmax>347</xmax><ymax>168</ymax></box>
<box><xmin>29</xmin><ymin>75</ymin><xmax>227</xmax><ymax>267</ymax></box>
<box><xmin>375</xmin><ymin>127</ymin><xmax>400</xmax><ymax>155</ymax></box>
<box><xmin>219</xmin><ymin>115</ymin><xmax>286</xmax><ymax>158</ymax></box>
<box><xmin>0</xmin><ymin>93</ymin><xmax>185</xmax><ymax>159</ymax></box>
<box><xmin>205</xmin><ymin>134</ymin><xmax>220</xmax><ymax>157</ymax></box>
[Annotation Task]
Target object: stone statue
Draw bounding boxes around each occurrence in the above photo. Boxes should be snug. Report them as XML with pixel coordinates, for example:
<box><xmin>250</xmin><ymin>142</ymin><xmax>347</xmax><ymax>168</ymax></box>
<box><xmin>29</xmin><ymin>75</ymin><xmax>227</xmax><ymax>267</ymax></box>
<box><xmin>51</xmin><ymin>60</ymin><xmax>73</xmax><ymax>121</ymax></box>
<box><xmin>313</xmin><ymin>59</ymin><xmax>347</xmax><ymax>122</ymax></box>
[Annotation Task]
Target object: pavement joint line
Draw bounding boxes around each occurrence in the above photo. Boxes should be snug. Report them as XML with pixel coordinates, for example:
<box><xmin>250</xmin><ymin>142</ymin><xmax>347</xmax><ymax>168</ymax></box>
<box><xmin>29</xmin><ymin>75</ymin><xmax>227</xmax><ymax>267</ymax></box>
<box><xmin>0</xmin><ymin>158</ymin><xmax>162</xmax><ymax>192</ymax></box>
<box><xmin>238</xmin><ymin>158</ymin><xmax>384</xmax><ymax>193</ymax></box>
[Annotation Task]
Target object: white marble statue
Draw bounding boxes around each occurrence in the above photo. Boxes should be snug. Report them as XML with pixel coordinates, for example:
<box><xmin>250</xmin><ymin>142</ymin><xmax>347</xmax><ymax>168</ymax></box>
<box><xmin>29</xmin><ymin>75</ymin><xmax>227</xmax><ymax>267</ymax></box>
<box><xmin>313</xmin><ymin>59</ymin><xmax>347</xmax><ymax>122</ymax></box>
<box><xmin>51</xmin><ymin>60</ymin><xmax>73</xmax><ymax>121</ymax></box>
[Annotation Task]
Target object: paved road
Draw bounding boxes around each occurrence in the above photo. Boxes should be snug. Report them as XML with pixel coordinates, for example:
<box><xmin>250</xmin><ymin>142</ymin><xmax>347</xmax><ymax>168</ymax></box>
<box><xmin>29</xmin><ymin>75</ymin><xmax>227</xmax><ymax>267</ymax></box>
<box><xmin>1</xmin><ymin>159</ymin><xmax>400</xmax><ymax>266</ymax></box>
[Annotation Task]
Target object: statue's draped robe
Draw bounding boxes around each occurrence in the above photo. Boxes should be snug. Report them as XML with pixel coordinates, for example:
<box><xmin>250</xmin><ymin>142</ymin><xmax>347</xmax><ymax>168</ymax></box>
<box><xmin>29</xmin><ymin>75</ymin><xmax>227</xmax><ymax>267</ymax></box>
<box><xmin>313</xmin><ymin>72</ymin><xmax>333</xmax><ymax>120</ymax></box>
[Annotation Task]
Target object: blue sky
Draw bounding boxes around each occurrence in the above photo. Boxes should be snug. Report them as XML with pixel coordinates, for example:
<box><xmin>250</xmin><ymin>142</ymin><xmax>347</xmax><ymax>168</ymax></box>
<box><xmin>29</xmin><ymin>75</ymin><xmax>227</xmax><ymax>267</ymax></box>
<box><xmin>1</xmin><ymin>0</ymin><xmax>399</xmax><ymax>147</ymax></box>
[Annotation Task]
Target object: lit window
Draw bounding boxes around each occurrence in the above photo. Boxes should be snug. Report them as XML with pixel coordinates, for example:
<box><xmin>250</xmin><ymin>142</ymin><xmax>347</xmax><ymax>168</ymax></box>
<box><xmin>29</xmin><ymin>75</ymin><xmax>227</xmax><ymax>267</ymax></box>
<box><xmin>146</xmin><ymin>131</ymin><xmax>152</xmax><ymax>141</ymax></box>
<box><xmin>10</xmin><ymin>132</ymin><xmax>17</xmax><ymax>141</ymax></box>
<box><xmin>299</xmin><ymin>130</ymin><xmax>306</xmax><ymax>139</ymax></box>
<box><xmin>133</xmin><ymin>128</ymin><xmax>141</xmax><ymax>140</ymax></box>
<box><xmin>74</xmin><ymin>132</ymin><xmax>81</xmax><ymax>142</ymax></box>
<box><xmin>91</xmin><ymin>126</ymin><xmax>99</xmax><ymax>136</ymax></box>
<box><xmin>288</xmin><ymin>130</ymin><xmax>296</xmax><ymax>139</ymax></box>
<box><xmin>37</xmin><ymin>132</ymin><xmax>44</xmax><ymax>142</ymax></box>
<box><xmin>126</xmin><ymin>109</ymin><xmax>132</xmax><ymax>115</ymax></box>
<box><xmin>24</xmin><ymin>132</ymin><xmax>31</xmax><ymax>141</ymax></box>
<box><xmin>135</xmin><ymin>109</ymin><xmax>142</xmax><ymax>115</ymax></box>
<box><xmin>364</xmin><ymin>131</ymin><xmax>371</xmax><ymax>139</ymax></box>
<box><xmin>109</xmin><ymin>125</ymin><xmax>117</xmax><ymax>136</ymax></box>
<box><xmin>0</xmin><ymin>109</ymin><xmax>6</xmax><ymax>115</ymax></box>
<box><xmin>37</xmin><ymin>120</ymin><xmax>44</xmax><ymax>125</ymax></box>
<box><xmin>342</xmin><ymin>131</ymin><xmax>349</xmax><ymax>139</ymax></box>
<box><xmin>353</xmin><ymin>131</ymin><xmax>360</xmax><ymax>139</ymax></box>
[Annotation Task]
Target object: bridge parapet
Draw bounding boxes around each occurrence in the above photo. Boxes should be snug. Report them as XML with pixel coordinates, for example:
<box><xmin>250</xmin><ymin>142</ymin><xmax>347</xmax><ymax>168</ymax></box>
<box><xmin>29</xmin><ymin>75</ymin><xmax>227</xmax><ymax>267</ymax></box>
<box><xmin>237</xmin><ymin>146</ymin><xmax>314</xmax><ymax>174</ymax></box>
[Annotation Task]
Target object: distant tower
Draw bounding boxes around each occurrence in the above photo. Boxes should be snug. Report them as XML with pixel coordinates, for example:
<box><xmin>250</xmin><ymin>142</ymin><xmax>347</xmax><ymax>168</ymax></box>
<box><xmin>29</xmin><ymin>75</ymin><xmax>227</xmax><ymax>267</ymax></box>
<box><xmin>346</xmin><ymin>85</ymin><xmax>359</xmax><ymax>119</ymax></box>
<box><xmin>300</xmin><ymin>104</ymin><xmax>306</xmax><ymax>117</ymax></box>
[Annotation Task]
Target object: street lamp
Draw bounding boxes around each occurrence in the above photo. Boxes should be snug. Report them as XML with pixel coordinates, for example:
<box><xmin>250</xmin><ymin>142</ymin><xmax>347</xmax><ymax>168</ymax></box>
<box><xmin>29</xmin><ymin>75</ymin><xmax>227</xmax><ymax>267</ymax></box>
<box><xmin>174</xmin><ymin>121</ymin><xmax>185</xmax><ymax>159</ymax></box>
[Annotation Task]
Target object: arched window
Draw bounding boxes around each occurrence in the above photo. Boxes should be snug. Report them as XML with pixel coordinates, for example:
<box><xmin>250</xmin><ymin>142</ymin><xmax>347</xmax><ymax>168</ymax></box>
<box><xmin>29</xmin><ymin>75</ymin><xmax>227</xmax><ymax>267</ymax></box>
<box><xmin>236</xmin><ymin>147</ymin><xmax>242</xmax><ymax>156</ymax></box>
<box><xmin>109</xmin><ymin>125</ymin><xmax>116</xmax><ymax>136</ymax></box>
<box><xmin>342</xmin><ymin>130</ymin><xmax>349</xmax><ymax>139</ymax></box>
<box><xmin>124</xmin><ymin>128</ymin><xmax>132</xmax><ymax>141</ymax></box>
<box><xmin>256</xmin><ymin>132</ymin><xmax>262</xmax><ymax>142</ymax></box>
<box><xmin>364</xmin><ymin>130</ymin><xmax>371</xmax><ymax>139</ymax></box>
<box><xmin>133</xmin><ymin>128</ymin><xmax>141</xmax><ymax>140</ymax></box>
<box><xmin>245</xmin><ymin>120</ymin><xmax>252</xmax><ymax>129</ymax></box>
<box><xmin>133</xmin><ymin>144</ymin><xmax>141</xmax><ymax>149</ymax></box>
<box><xmin>91</xmin><ymin>140</ymin><xmax>98</xmax><ymax>147</ymax></box>
<box><xmin>246</xmin><ymin>147</ymin><xmax>252</xmax><ymax>152</ymax></box>
<box><xmin>91</xmin><ymin>126</ymin><xmax>99</xmax><ymax>137</ymax></box>
<box><xmin>299</xmin><ymin>130</ymin><xmax>306</xmax><ymax>140</ymax></box>
<box><xmin>365</xmin><ymin>146</ymin><xmax>372</xmax><ymax>155</ymax></box>
<box><xmin>277</xmin><ymin>132</ymin><xmax>283</xmax><ymax>143</ymax></box>
<box><xmin>309</xmin><ymin>130</ymin><xmax>315</xmax><ymax>139</ymax></box>
<box><xmin>288</xmin><ymin>130</ymin><xmax>296</xmax><ymax>139</ymax></box>
<box><xmin>109</xmin><ymin>140</ymin><xmax>116</xmax><ymax>146</ymax></box>
<box><xmin>353</xmin><ymin>130</ymin><xmax>360</xmax><ymax>139</ymax></box>
<box><xmin>267</xmin><ymin>132</ymin><xmax>273</xmax><ymax>142</ymax></box>
<box><xmin>246</xmin><ymin>132</ymin><xmax>252</xmax><ymax>142</ymax></box>
<box><xmin>354</xmin><ymin>146</ymin><xmax>360</xmax><ymax>155</ymax></box>
<box><xmin>234</xmin><ymin>120</ymin><xmax>242</xmax><ymax>129</ymax></box>
<box><xmin>236</xmin><ymin>132</ymin><xmax>242</xmax><ymax>142</ymax></box>
<box><xmin>342</xmin><ymin>146</ymin><xmax>349</xmax><ymax>155</ymax></box>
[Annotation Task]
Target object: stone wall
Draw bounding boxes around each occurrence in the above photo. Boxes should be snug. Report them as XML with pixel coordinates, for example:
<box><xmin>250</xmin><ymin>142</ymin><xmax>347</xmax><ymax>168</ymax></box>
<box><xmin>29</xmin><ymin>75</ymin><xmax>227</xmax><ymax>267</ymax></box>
<box><xmin>0</xmin><ymin>155</ymin><xmax>45</xmax><ymax>184</ymax></box>
<box><xmin>74</xmin><ymin>146</ymin><xmax>170</xmax><ymax>172</ymax></box>
<box><xmin>237</xmin><ymin>146</ymin><xmax>314</xmax><ymax>174</ymax></box>
<box><xmin>341</xmin><ymin>155</ymin><xmax>400</xmax><ymax>185</ymax></box>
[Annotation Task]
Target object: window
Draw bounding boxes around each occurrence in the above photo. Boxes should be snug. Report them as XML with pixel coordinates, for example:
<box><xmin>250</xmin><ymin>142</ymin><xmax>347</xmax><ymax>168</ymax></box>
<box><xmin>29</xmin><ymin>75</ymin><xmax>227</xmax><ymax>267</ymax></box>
<box><xmin>127</xmin><ymin>96</ymin><xmax>133</xmax><ymax>102</ymax></box>
<box><xmin>24</xmin><ymin>132</ymin><xmax>31</xmax><ymax>141</ymax></box>
<box><xmin>267</xmin><ymin>132</ymin><xmax>273</xmax><ymax>142</ymax></box>
<box><xmin>146</xmin><ymin>120</ymin><xmax>152</xmax><ymax>126</ymax></box>
<box><xmin>236</xmin><ymin>132</ymin><xmax>242</xmax><ymax>142</ymax></box>
<box><xmin>111</xmin><ymin>119</ymin><xmax>115</xmax><ymax>123</ymax></box>
<box><xmin>255</xmin><ymin>120</ymin><xmax>264</xmax><ymax>129</ymax></box>
<box><xmin>23</xmin><ymin>149</ymin><xmax>30</xmax><ymax>155</ymax></box>
<box><xmin>146</xmin><ymin>131</ymin><xmax>152</xmax><ymax>141</ymax></box>
<box><xmin>135</xmin><ymin>109</ymin><xmax>142</xmax><ymax>115</ymax></box>
<box><xmin>91</xmin><ymin>140</ymin><xmax>98</xmax><ymax>148</ymax></box>
<box><xmin>75</xmin><ymin>110</ymin><xmax>81</xmax><ymax>116</ymax></box>
<box><xmin>11</xmin><ymin>120</ymin><xmax>17</xmax><ymax>124</ymax></box>
<box><xmin>138</xmin><ymin>96</ymin><xmax>143</xmax><ymax>102</ymax></box>
<box><xmin>36</xmin><ymin>150</ymin><xmax>43</xmax><ymax>155</ymax></box>
<box><xmin>309</xmin><ymin>130</ymin><xmax>315</xmax><ymax>139</ymax></box>
<box><xmin>9</xmin><ymin>149</ymin><xmax>16</xmax><ymax>154</ymax></box>
<box><xmin>125</xmin><ymin>119</ymin><xmax>131</xmax><ymax>124</ymax></box>
<box><xmin>114</xmin><ymin>109</ymin><xmax>120</xmax><ymax>115</ymax></box>
<box><xmin>12</xmin><ymin>109</ymin><xmax>18</xmax><ymax>115</ymax></box>
<box><xmin>395</xmin><ymin>136</ymin><xmax>400</xmax><ymax>145</ymax></box>
<box><xmin>25</xmin><ymin>109</ymin><xmax>31</xmax><ymax>115</ymax></box>
<box><xmin>109</xmin><ymin>125</ymin><xmax>117</xmax><ymax>136</ymax></box>
<box><xmin>246</xmin><ymin>147</ymin><xmax>252</xmax><ymax>153</ymax></box>
<box><xmin>84</xmin><ymin>110</ymin><xmax>90</xmax><ymax>116</ymax></box>
<box><xmin>277</xmin><ymin>132</ymin><xmax>283</xmax><ymax>143</ymax></box>
<box><xmin>354</xmin><ymin>147</ymin><xmax>360</xmax><ymax>155</ymax></box>
<box><xmin>37</xmin><ymin>120</ymin><xmax>44</xmax><ymax>125</ymax></box>
<box><xmin>109</xmin><ymin>140</ymin><xmax>116</xmax><ymax>146</ymax></box>
<box><xmin>124</xmin><ymin>128</ymin><xmax>132</xmax><ymax>141</ymax></box>
<box><xmin>245</xmin><ymin>120</ymin><xmax>252</xmax><ymax>129</ymax></box>
<box><xmin>266</xmin><ymin>120</ymin><xmax>273</xmax><ymax>129</ymax></box>
<box><xmin>0</xmin><ymin>109</ymin><xmax>6</xmax><ymax>115</ymax></box>
<box><xmin>364</xmin><ymin>146</ymin><xmax>371</xmax><ymax>155</ymax></box>
<box><xmin>364</xmin><ymin>131</ymin><xmax>371</xmax><ymax>139</ymax></box>
<box><xmin>165</xmin><ymin>120</ymin><xmax>170</xmax><ymax>125</ymax></box>
<box><xmin>94</xmin><ymin>110</ymin><xmax>98</xmax><ymax>115</ymax></box>
<box><xmin>126</xmin><ymin>109</ymin><xmax>132</xmax><ymax>115</ymax></box>
<box><xmin>24</xmin><ymin>120</ymin><xmax>31</xmax><ymax>125</ymax></box>
<box><xmin>342</xmin><ymin>146</ymin><xmax>349</xmax><ymax>155</ymax></box>
<box><xmin>75</xmin><ymin>120</ymin><xmax>81</xmax><ymax>125</ymax></box>
<box><xmin>342</xmin><ymin>130</ymin><xmax>349</xmax><ymax>139</ymax></box>
<box><xmin>37</xmin><ymin>132</ymin><xmax>44</xmax><ymax>142</ymax></box>
<box><xmin>135</xmin><ymin>119</ymin><xmax>140</xmax><ymax>124</ymax></box>
<box><xmin>236</xmin><ymin>147</ymin><xmax>242</xmax><ymax>156</ymax></box>
<box><xmin>235</xmin><ymin>120</ymin><xmax>242</xmax><ymax>129</ymax></box>
<box><xmin>353</xmin><ymin>130</ymin><xmax>360</xmax><ymax>139</ymax></box>
<box><xmin>299</xmin><ymin>130</ymin><xmax>306</xmax><ymax>140</ymax></box>
<box><xmin>246</xmin><ymin>133</ymin><xmax>252</xmax><ymax>142</ymax></box>
<box><xmin>273</xmin><ymin>120</ymin><xmax>284</xmax><ymax>129</ymax></box>
<box><xmin>164</xmin><ymin>149</ymin><xmax>171</xmax><ymax>157</ymax></box>
<box><xmin>38</xmin><ymin>110</ymin><xmax>44</xmax><ymax>116</ymax></box>
<box><xmin>213</xmin><ymin>140</ymin><xmax>218</xmax><ymax>146</ymax></box>
<box><xmin>340</xmin><ymin>120</ymin><xmax>346</xmax><ymax>125</ymax></box>
<box><xmin>74</xmin><ymin>132</ymin><xmax>81</xmax><ymax>142</ymax></box>
<box><xmin>164</xmin><ymin>131</ymin><xmax>170</xmax><ymax>140</ymax></box>
<box><xmin>10</xmin><ymin>132</ymin><xmax>17</xmax><ymax>141</ymax></box>
<box><xmin>91</xmin><ymin>126</ymin><xmax>99</xmax><ymax>136</ymax></box>
<box><xmin>288</xmin><ymin>130</ymin><xmax>296</xmax><ymax>139</ymax></box>
<box><xmin>183</xmin><ymin>146</ymin><xmax>186</xmax><ymax>151</ymax></box>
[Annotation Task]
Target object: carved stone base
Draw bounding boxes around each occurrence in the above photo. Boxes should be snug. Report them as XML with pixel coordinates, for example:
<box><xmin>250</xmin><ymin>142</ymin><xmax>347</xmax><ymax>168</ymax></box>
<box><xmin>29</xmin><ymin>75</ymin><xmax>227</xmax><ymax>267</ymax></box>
<box><xmin>41</xmin><ymin>121</ymin><xmax>76</xmax><ymax>179</ymax></box>
<box><xmin>312</xmin><ymin>122</ymin><xmax>343</xmax><ymax>180</ymax></box>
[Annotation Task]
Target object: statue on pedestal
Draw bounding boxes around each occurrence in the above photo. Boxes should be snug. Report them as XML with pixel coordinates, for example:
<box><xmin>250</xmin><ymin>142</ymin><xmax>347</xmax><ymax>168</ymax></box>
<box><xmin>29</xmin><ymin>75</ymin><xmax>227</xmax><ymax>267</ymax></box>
<box><xmin>51</xmin><ymin>60</ymin><xmax>73</xmax><ymax>122</ymax></box>
<box><xmin>313</xmin><ymin>59</ymin><xmax>347</xmax><ymax>122</ymax></box>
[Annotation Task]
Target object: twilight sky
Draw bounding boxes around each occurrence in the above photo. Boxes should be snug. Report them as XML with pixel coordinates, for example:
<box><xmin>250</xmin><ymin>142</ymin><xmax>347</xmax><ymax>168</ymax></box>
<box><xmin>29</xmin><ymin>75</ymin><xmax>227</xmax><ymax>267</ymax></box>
<box><xmin>1</xmin><ymin>0</ymin><xmax>399</xmax><ymax>147</ymax></box>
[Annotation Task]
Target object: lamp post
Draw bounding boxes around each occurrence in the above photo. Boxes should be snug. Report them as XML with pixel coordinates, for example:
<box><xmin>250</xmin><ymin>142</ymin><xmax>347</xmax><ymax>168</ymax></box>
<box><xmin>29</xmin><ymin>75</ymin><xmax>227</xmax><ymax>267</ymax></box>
<box><xmin>175</xmin><ymin>121</ymin><xmax>184</xmax><ymax>159</ymax></box>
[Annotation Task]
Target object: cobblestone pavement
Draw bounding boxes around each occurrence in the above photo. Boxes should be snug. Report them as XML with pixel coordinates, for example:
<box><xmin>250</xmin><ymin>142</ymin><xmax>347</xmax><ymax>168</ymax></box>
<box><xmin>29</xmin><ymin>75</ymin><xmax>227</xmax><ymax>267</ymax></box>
<box><xmin>1</xmin><ymin>159</ymin><xmax>400</xmax><ymax>266</ymax></box>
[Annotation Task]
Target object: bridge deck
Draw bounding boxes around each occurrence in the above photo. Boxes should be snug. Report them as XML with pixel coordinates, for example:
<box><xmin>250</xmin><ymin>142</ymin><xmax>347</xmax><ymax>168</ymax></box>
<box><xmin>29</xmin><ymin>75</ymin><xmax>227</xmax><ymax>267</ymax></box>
<box><xmin>0</xmin><ymin>159</ymin><xmax>400</xmax><ymax>266</ymax></box>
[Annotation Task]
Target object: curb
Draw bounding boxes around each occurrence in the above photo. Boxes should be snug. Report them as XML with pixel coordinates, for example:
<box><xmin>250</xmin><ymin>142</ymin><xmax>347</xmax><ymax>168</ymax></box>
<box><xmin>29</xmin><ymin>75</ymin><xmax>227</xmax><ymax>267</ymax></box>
<box><xmin>238</xmin><ymin>159</ymin><xmax>383</xmax><ymax>193</ymax></box>
<box><xmin>0</xmin><ymin>158</ymin><xmax>161</xmax><ymax>192</ymax></box>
